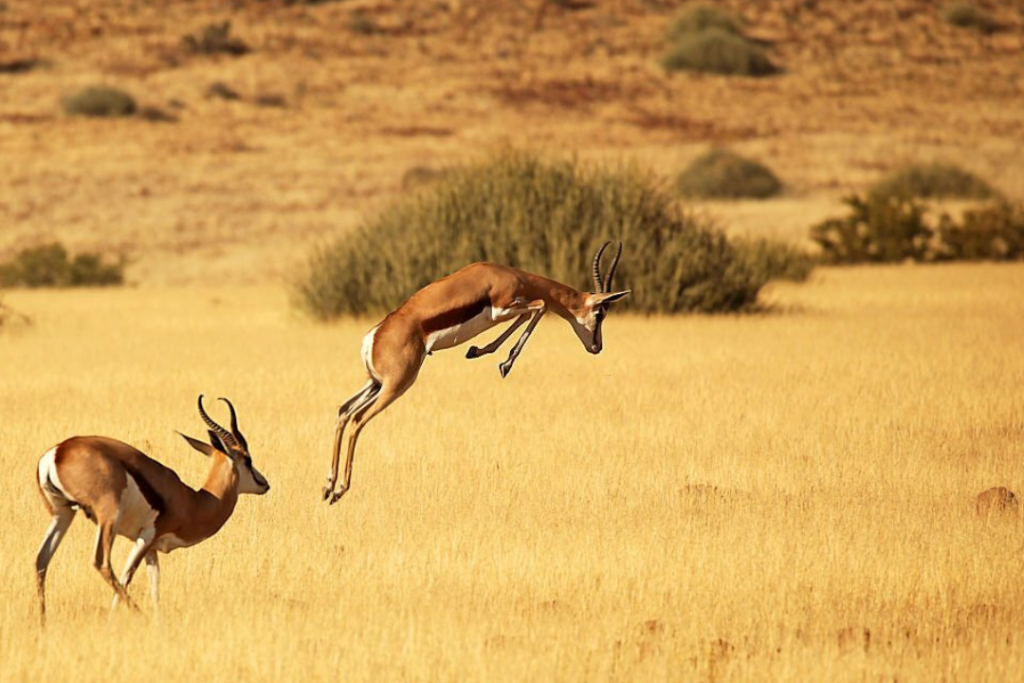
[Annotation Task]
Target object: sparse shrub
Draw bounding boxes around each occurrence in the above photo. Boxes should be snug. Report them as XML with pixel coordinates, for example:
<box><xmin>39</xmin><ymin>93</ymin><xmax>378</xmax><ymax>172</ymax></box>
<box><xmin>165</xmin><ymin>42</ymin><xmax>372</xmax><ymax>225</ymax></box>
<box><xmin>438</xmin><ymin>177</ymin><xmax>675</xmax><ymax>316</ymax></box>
<box><xmin>182</xmin><ymin>21</ymin><xmax>250</xmax><ymax>56</ymax></box>
<box><xmin>936</xmin><ymin>202</ymin><xmax>1024</xmax><ymax>261</ymax></box>
<box><xmin>735</xmin><ymin>238</ymin><xmax>816</xmax><ymax>282</ymax></box>
<box><xmin>676</xmin><ymin>148</ymin><xmax>782</xmax><ymax>199</ymax></box>
<box><xmin>138</xmin><ymin>106</ymin><xmax>177</xmax><ymax>123</ymax></box>
<box><xmin>662</xmin><ymin>27</ymin><xmax>777</xmax><ymax>76</ymax></box>
<box><xmin>0</xmin><ymin>243</ymin><xmax>124</xmax><ymax>288</ymax></box>
<box><xmin>348</xmin><ymin>11</ymin><xmax>378</xmax><ymax>35</ymax></box>
<box><xmin>811</xmin><ymin>194</ymin><xmax>931</xmax><ymax>264</ymax></box>
<box><xmin>61</xmin><ymin>86</ymin><xmax>136</xmax><ymax>118</ymax></box>
<box><xmin>870</xmin><ymin>163</ymin><xmax>998</xmax><ymax>200</ymax></box>
<box><xmin>943</xmin><ymin>2</ymin><xmax>999</xmax><ymax>33</ymax></box>
<box><xmin>666</xmin><ymin>3</ymin><xmax>743</xmax><ymax>41</ymax></box>
<box><xmin>254</xmin><ymin>94</ymin><xmax>287</xmax><ymax>108</ymax></box>
<box><xmin>206</xmin><ymin>82</ymin><xmax>241</xmax><ymax>100</ymax></box>
<box><xmin>296</xmin><ymin>152</ymin><xmax>802</xmax><ymax>318</ymax></box>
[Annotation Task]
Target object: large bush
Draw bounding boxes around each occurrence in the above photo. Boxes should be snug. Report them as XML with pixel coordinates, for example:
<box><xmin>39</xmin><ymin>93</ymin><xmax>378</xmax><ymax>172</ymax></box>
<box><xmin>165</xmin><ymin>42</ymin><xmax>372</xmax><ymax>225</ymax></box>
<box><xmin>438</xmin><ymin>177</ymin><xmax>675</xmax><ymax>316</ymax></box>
<box><xmin>676</xmin><ymin>148</ymin><xmax>782</xmax><ymax>199</ymax></box>
<box><xmin>666</xmin><ymin>3</ymin><xmax>743</xmax><ymax>40</ymax></box>
<box><xmin>296</xmin><ymin>153</ymin><xmax>807</xmax><ymax>318</ymax></box>
<box><xmin>870</xmin><ymin>163</ymin><xmax>998</xmax><ymax>200</ymax></box>
<box><xmin>0</xmin><ymin>243</ymin><xmax>124</xmax><ymax>287</ymax></box>
<box><xmin>937</xmin><ymin>203</ymin><xmax>1024</xmax><ymax>261</ymax></box>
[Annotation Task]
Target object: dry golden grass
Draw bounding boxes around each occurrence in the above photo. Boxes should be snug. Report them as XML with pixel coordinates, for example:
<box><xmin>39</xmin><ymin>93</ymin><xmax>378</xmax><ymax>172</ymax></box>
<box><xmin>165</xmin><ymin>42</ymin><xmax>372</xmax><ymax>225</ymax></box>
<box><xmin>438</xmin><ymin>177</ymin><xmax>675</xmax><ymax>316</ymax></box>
<box><xmin>2</xmin><ymin>265</ymin><xmax>1023</xmax><ymax>682</ymax></box>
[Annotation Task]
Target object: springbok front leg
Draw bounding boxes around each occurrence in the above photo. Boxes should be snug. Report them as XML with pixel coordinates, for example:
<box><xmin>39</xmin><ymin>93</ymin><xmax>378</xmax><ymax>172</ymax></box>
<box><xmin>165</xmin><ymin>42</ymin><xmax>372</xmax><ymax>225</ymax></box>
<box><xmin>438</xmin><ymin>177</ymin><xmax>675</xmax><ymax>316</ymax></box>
<box><xmin>499</xmin><ymin>300</ymin><xmax>547</xmax><ymax>378</ymax></box>
<box><xmin>112</xmin><ymin>532</ymin><xmax>156</xmax><ymax>610</ymax></box>
<box><xmin>466</xmin><ymin>313</ymin><xmax>530</xmax><ymax>359</ymax></box>
<box><xmin>324</xmin><ymin>380</ymin><xmax>380</xmax><ymax>500</ymax></box>
<box><xmin>94</xmin><ymin>521</ymin><xmax>139</xmax><ymax>612</ymax></box>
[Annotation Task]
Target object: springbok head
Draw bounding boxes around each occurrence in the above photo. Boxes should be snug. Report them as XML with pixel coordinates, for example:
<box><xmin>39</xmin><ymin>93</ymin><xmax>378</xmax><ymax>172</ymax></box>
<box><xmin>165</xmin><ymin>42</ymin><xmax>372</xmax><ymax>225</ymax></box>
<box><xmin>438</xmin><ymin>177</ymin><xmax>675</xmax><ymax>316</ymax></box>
<box><xmin>571</xmin><ymin>241</ymin><xmax>631</xmax><ymax>354</ymax></box>
<box><xmin>179</xmin><ymin>395</ymin><xmax>270</xmax><ymax>495</ymax></box>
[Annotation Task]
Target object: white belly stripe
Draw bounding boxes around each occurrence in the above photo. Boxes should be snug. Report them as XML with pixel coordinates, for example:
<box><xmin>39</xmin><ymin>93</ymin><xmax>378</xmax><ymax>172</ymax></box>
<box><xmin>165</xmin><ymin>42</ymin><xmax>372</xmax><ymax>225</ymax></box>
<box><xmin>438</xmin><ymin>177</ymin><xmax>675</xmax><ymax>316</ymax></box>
<box><xmin>115</xmin><ymin>474</ymin><xmax>159</xmax><ymax>540</ymax></box>
<box><xmin>425</xmin><ymin>307</ymin><xmax>505</xmax><ymax>353</ymax></box>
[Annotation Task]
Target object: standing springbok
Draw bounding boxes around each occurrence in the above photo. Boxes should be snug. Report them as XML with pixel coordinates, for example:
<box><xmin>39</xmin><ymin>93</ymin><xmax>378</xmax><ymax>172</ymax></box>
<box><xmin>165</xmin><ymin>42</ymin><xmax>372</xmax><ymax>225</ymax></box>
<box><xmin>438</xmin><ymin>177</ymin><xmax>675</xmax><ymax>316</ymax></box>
<box><xmin>35</xmin><ymin>396</ymin><xmax>269</xmax><ymax>623</ymax></box>
<box><xmin>323</xmin><ymin>241</ymin><xmax>630</xmax><ymax>504</ymax></box>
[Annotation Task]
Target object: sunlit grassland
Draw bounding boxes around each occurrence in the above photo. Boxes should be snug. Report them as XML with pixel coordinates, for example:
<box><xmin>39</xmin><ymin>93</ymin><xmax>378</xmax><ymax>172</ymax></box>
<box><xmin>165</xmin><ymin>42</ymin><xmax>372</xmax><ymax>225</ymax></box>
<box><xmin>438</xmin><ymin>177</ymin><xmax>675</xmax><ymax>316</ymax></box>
<box><xmin>1</xmin><ymin>265</ymin><xmax>1023</xmax><ymax>682</ymax></box>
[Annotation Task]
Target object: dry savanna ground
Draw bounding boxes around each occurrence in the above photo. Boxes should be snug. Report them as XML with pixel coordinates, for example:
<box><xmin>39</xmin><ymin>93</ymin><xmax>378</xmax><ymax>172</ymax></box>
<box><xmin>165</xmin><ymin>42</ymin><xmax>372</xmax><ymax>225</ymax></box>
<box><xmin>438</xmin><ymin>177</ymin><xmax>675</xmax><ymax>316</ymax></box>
<box><xmin>1</xmin><ymin>265</ymin><xmax>1024</xmax><ymax>682</ymax></box>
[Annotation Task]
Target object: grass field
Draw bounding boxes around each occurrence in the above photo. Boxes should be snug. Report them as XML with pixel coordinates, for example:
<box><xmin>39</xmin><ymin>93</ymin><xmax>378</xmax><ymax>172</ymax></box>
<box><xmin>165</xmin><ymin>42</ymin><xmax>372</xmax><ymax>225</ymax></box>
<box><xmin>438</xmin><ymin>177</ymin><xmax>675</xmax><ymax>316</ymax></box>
<box><xmin>2</xmin><ymin>265</ymin><xmax>1023</xmax><ymax>682</ymax></box>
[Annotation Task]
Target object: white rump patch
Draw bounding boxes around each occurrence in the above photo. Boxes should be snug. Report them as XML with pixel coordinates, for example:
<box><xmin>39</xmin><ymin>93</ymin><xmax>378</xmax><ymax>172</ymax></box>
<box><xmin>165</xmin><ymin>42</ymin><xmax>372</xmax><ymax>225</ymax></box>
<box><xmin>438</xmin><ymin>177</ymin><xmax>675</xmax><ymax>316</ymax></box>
<box><xmin>362</xmin><ymin>325</ymin><xmax>381</xmax><ymax>381</ymax></box>
<box><xmin>37</xmin><ymin>447</ymin><xmax>71</xmax><ymax>503</ymax></box>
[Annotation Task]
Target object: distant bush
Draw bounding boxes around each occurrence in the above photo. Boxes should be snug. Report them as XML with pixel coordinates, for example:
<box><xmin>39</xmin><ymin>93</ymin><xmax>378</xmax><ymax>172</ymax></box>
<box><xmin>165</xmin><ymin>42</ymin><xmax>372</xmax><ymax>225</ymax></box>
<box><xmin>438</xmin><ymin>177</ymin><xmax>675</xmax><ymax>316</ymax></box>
<box><xmin>812</xmin><ymin>194</ymin><xmax>930</xmax><ymax>264</ymax></box>
<box><xmin>812</xmin><ymin>194</ymin><xmax>1024</xmax><ymax>264</ymax></box>
<box><xmin>942</xmin><ymin>3</ymin><xmax>999</xmax><ymax>33</ymax></box>
<box><xmin>936</xmin><ymin>202</ymin><xmax>1024</xmax><ymax>261</ymax></box>
<box><xmin>62</xmin><ymin>87</ymin><xmax>136</xmax><ymax>118</ymax></box>
<box><xmin>676</xmin><ymin>148</ymin><xmax>782</xmax><ymax>199</ymax></box>
<box><xmin>206</xmin><ymin>82</ymin><xmax>241</xmax><ymax>100</ymax></box>
<box><xmin>348</xmin><ymin>11</ymin><xmax>379</xmax><ymax>35</ymax></box>
<box><xmin>0</xmin><ymin>243</ymin><xmax>125</xmax><ymax>288</ymax></box>
<box><xmin>182</xmin><ymin>21</ymin><xmax>250</xmax><ymax>56</ymax></box>
<box><xmin>296</xmin><ymin>152</ymin><xmax>808</xmax><ymax>318</ymax></box>
<box><xmin>870</xmin><ymin>163</ymin><xmax>998</xmax><ymax>200</ymax></box>
<box><xmin>666</xmin><ymin>3</ymin><xmax>743</xmax><ymax>40</ymax></box>
<box><xmin>662</xmin><ymin>27</ymin><xmax>777</xmax><ymax>76</ymax></box>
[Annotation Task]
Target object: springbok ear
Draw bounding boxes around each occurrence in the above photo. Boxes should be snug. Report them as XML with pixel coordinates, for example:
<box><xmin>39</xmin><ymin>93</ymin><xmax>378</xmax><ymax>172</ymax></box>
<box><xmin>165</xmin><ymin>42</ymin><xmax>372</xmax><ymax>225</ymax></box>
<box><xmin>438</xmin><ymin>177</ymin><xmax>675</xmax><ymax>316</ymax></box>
<box><xmin>591</xmin><ymin>290</ymin><xmax>631</xmax><ymax>306</ymax></box>
<box><xmin>207</xmin><ymin>430</ymin><xmax>230</xmax><ymax>455</ymax></box>
<box><xmin>177</xmin><ymin>432</ymin><xmax>216</xmax><ymax>457</ymax></box>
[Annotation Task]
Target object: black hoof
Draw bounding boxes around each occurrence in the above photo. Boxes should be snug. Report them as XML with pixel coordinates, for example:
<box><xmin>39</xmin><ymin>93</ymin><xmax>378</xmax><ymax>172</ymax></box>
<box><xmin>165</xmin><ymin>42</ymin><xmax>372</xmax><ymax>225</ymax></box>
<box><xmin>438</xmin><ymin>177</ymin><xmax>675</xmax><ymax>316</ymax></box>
<box><xmin>499</xmin><ymin>363</ymin><xmax>511</xmax><ymax>378</ymax></box>
<box><xmin>466</xmin><ymin>346</ymin><xmax>481</xmax><ymax>359</ymax></box>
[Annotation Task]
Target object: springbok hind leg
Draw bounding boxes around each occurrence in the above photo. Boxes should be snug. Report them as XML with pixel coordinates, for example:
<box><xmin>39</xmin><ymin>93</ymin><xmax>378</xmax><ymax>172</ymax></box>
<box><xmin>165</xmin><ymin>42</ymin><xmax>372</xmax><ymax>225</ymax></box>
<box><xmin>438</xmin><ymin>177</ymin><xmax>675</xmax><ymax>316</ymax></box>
<box><xmin>36</xmin><ymin>506</ymin><xmax>76</xmax><ymax>626</ymax></box>
<box><xmin>329</xmin><ymin>382</ymin><xmax>411</xmax><ymax>505</ymax></box>
<box><xmin>324</xmin><ymin>380</ymin><xmax>379</xmax><ymax>500</ymax></box>
<box><xmin>94</xmin><ymin>521</ymin><xmax>138</xmax><ymax>612</ymax></box>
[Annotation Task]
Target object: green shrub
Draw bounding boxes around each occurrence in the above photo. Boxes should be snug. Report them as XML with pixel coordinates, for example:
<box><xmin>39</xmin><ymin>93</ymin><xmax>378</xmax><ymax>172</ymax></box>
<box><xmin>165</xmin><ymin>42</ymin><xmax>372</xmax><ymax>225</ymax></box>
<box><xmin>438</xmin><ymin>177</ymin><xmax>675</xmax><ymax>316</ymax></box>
<box><xmin>676</xmin><ymin>148</ymin><xmax>782</xmax><ymax>199</ymax></box>
<box><xmin>348</xmin><ymin>11</ymin><xmax>379</xmax><ymax>35</ymax></box>
<box><xmin>662</xmin><ymin>27</ymin><xmax>777</xmax><ymax>76</ymax></box>
<box><xmin>296</xmin><ymin>152</ymin><xmax>801</xmax><ymax>318</ymax></box>
<box><xmin>0</xmin><ymin>243</ymin><xmax>125</xmax><ymax>288</ymax></box>
<box><xmin>870</xmin><ymin>163</ymin><xmax>998</xmax><ymax>200</ymax></box>
<box><xmin>61</xmin><ymin>86</ymin><xmax>136</xmax><ymax>118</ymax></box>
<box><xmin>666</xmin><ymin>3</ymin><xmax>743</xmax><ymax>40</ymax></box>
<box><xmin>811</xmin><ymin>194</ymin><xmax>931</xmax><ymax>264</ymax></box>
<box><xmin>936</xmin><ymin>203</ymin><xmax>1024</xmax><ymax>261</ymax></box>
<box><xmin>182</xmin><ymin>21</ymin><xmax>250</xmax><ymax>56</ymax></box>
<box><xmin>942</xmin><ymin>2</ymin><xmax>999</xmax><ymax>33</ymax></box>
<box><xmin>735</xmin><ymin>238</ymin><xmax>816</xmax><ymax>282</ymax></box>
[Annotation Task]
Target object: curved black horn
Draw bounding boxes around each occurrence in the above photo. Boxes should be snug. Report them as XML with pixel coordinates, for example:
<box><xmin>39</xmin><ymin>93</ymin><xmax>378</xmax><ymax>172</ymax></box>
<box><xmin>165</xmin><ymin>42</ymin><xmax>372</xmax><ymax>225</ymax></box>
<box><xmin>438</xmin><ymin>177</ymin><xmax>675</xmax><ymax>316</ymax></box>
<box><xmin>198</xmin><ymin>395</ymin><xmax>236</xmax><ymax>448</ymax></box>
<box><xmin>592</xmin><ymin>241</ymin><xmax>611</xmax><ymax>293</ymax></box>
<box><xmin>602</xmin><ymin>241</ymin><xmax>622</xmax><ymax>294</ymax></box>
<box><xmin>219</xmin><ymin>397</ymin><xmax>248</xmax><ymax>451</ymax></box>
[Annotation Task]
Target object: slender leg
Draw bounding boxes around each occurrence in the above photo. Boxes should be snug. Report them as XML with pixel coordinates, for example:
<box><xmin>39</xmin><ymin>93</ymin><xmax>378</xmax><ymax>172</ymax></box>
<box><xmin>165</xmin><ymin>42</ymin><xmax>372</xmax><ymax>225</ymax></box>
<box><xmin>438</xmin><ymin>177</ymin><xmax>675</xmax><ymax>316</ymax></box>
<box><xmin>94</xmin><ymin>522</ymin><xmax>138</xmax><ymax>612</ymax></box>
<box><xmin>145</xmin><ymin>552</ymin><xmax>160</xmax><ymax>616</ymax></box>
<box><xmin>330</xmin><ymin>383</ymin><xmax>412</xmax><ymax>505</ymax></box>
<box><xmin>112</xmin><ymin>532</ymin><xmax>155</xmax><ymax>610</ymax></box>
<box><xmin>35</xmin><ymin>506</ymin><xmax>77</xmax><ymax>626</ymax></box>
<box><xmin>499</xmin><ymin>301</ymin><xmax>547</xmax><ymax>378</ymax></box>
<box><xmin>466</xmin><ymin>314</ymin><xmax>530</xmax><ymax>359</ymax></box>
<box><xmin>324</xmin><ymin>381</ymin><xmax>380</xmax><ymax>500</ymax></box>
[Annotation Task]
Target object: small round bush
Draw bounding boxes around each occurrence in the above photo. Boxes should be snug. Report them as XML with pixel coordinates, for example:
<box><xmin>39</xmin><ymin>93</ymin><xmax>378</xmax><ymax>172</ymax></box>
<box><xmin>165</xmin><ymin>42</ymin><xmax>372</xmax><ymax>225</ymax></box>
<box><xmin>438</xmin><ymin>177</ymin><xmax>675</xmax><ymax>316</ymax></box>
<box><xmin>666</xmin><ymin>3</ymin><xmax>743</xmax><ymax>41</ymax></box>
<box><xmin>62</xmin><ymin>86</ymin><xmax>137</xmax><ymax>117</ymax></box>
<box><xmin>662</xmin><ymin>28</ymin><xmax>777</xmax><ymax>76</ymax></box>
<box><xmin>870</xmin><ymin>163</ymin><xmax>998</xmax><ymax>200</ymax></box>
<box><xmin>296</xmin><ymin>152</ymin><xmax>789</xmax><ymax>318</ymax></box>
<box><xmin>943</xmin><ymin>3</ymin><xmax>999</xmax><ymax>33</ymax></box>
<box><xmin>676</xmin><ymin>149</ymin><xmax>782</xmax><ymax>199</ymax></box>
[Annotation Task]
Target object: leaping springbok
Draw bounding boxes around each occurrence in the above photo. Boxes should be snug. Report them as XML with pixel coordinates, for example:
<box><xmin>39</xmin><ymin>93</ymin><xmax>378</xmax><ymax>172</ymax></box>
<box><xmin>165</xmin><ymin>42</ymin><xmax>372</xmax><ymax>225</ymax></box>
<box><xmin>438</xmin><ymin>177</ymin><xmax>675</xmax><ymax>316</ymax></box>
<box><xmin>34</xmin><ymin>396</ymin><xmax>270</xmax><ymax>623</ymax></box>
<box><xmin>323</xmin><ymin>241</ymin><xmax>630</xmax><ymax>505</ymax></box>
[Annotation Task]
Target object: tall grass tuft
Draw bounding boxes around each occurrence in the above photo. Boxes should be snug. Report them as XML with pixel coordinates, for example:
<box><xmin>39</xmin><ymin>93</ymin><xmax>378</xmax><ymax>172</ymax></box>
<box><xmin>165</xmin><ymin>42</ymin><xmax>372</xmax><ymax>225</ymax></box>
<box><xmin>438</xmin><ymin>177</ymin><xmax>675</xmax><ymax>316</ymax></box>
<box><xmin>296</xmin><ymin>152</ymin><xmax>802</xmax><ymax>319</ymax></box>
<box><xmin>661</xmin><ymin>28</ymin><xmax>777</xmax><ymax>76</ymax></box>
<box><xmin>666</xmin><ymin>3</ymin><xmax>743</xmax><ymax>41</ymax></box>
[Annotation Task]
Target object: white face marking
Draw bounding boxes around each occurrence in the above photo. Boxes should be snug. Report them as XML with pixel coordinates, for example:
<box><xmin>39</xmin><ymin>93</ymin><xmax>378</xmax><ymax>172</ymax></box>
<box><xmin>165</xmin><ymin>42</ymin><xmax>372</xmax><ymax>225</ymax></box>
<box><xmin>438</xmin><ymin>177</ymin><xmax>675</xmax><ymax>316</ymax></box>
<box><xmin>115</xmin><ymin>474</ymin><xmax>160</xmax><ymax>540</ymax></box>
<box><xmin>361</xmin><ymin>325</ymin><xmax>381</xmax><ymax>380</ymax></box>
<box><xmin>425</xmin><ymin>307</ymin><xmax>504</xmax><ymax>353</ymax></box>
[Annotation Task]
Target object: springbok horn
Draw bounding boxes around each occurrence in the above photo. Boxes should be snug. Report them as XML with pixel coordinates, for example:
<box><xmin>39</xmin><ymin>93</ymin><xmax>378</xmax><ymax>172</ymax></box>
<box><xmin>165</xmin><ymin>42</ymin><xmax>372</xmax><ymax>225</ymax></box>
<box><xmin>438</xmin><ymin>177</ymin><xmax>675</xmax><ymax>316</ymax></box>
<box><xmin>219</xmin><ymin>397</ymin><xmax>248</xmax><ymax>451</ymax></box>
<box><xmin>198</xmin><ymin>395</ymin><xmax>236</xmax><ymax>448</ymax></box>
<box><xmin>603</xmin><ymin>241</ymin><xmax>622</xmax><ymax>294</ymax></box>
<box><xmin>592</xmin><ymin>241</ymin><xmax>611</xmax><ymax>293</ymax></box>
